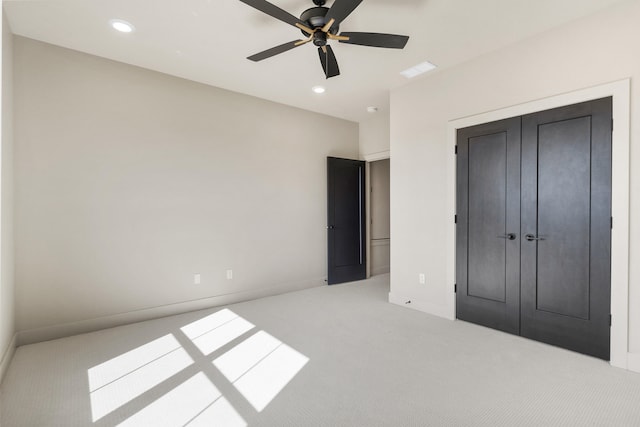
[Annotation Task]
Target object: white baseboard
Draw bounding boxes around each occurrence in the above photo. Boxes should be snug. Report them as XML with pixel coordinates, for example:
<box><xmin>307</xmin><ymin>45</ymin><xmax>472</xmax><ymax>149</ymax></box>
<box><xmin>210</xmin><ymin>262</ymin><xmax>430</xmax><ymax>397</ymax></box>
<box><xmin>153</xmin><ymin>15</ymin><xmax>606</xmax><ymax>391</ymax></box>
<box><xmin>388</xmin><ymin>292</ymin><xmax>455</xmax><ymax>320</ymax></box>
<box><xmin>16</xmin><ymin>278</ymin><xmax>324</xmax><ymax>346</ymax></box>
<box><xmin>0</xmin><ymin>333</ymin><xmax>17</xmax><ymax>385</ymax></box>
<box><xmin>627</xmin><ymin>353</ymin><xmax>640</xmax><ymax>373</ymax></box>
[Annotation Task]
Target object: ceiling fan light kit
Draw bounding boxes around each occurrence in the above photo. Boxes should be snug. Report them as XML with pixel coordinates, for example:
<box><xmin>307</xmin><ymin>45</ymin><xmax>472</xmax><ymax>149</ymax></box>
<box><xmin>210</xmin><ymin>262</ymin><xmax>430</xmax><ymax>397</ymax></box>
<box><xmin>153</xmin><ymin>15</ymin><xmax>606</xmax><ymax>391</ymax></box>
<box><xmin>239</xmin><ymin>0</ymin><xmax>410</xmax><ymax>79</ymax></box>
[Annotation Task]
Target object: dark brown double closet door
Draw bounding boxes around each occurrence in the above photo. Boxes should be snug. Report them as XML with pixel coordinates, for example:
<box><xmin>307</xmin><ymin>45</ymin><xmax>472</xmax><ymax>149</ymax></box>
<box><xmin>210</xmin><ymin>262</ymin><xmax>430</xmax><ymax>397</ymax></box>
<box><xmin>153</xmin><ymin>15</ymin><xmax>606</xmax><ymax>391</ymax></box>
<box><xmin>456</xmin><ymin>97</ymin><xmax>612</xmax><ymax>360</ymax></box>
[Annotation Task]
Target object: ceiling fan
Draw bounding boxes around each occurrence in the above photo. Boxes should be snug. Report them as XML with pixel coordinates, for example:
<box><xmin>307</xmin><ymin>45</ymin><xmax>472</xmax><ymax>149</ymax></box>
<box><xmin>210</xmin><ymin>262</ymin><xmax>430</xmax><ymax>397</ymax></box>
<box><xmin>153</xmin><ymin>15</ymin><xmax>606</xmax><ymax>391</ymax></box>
<box><xmin>239</xmin><ymin>0</ymin><xmax>410</xmax><ymax>79</ymax></box>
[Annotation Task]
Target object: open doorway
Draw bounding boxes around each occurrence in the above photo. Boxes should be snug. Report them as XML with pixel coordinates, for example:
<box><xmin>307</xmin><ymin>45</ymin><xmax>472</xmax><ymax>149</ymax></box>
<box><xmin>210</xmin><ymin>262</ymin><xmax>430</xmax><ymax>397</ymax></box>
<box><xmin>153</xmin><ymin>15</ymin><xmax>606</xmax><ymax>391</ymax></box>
<box><xmin>367</xmin><ymin>159</ymin><xmax>390</xmax><ymax>277</ymax></box>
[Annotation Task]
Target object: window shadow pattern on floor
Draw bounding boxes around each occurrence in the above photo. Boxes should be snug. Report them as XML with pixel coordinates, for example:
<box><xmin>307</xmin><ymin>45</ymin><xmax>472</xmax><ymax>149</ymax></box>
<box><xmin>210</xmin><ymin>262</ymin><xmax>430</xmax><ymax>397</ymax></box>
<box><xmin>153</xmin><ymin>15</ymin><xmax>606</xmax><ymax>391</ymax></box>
<box><xmin>87</xmin><ymin>309</ymin><xmax>309</xmax><ymax>426</ymax></box>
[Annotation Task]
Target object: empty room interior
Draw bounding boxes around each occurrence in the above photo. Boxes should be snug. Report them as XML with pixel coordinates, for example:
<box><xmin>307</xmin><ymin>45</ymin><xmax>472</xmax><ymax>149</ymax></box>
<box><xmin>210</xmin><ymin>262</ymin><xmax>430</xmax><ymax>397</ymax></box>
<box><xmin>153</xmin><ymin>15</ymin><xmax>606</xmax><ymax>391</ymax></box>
<box><xmin>1</xmin><ymin>0</ymin><xmax>640</xmax><ymax>425</ymax></box>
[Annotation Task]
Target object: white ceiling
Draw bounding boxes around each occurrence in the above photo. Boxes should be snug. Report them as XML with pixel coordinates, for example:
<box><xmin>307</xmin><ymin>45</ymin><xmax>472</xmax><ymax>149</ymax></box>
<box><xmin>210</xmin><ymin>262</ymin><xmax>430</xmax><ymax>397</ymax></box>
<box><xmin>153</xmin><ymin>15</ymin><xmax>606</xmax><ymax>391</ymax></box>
<box><xmin>4</xmin><ymin>0</ymin><xmax>626</xmax><ymax>122</ymax></box>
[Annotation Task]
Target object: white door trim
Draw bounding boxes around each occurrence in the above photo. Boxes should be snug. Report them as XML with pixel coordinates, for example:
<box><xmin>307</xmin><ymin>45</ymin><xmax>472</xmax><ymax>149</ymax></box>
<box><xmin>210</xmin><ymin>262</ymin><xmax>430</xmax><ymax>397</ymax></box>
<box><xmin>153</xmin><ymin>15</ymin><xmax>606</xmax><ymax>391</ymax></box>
<box><xmin>364</xmin><ymin>150</ymin><xmax>390</xmax><ymax>162</ymax></box>
<box><xmin>446</xmin><ymin>79</ymin><xmax>630</xmax><ymax>369</ymax></box>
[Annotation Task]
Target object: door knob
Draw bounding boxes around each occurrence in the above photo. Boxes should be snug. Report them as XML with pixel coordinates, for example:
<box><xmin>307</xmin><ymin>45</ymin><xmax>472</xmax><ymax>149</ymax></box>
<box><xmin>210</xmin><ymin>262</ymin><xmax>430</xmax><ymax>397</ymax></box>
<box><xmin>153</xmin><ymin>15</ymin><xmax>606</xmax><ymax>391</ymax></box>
<box><xmin>327</xmin><ymin>225</ymin><xmax>335</xmax><ymax>229</ymax></box>
<box><xmin>525</xmin><ymin>234</ymin><xmax>544</xmax><ymax>241</ymax></box>
<box><xmin>498</xmin><ymin>233</ymin><xmax>516</xmax><ymax>240</ymax></box>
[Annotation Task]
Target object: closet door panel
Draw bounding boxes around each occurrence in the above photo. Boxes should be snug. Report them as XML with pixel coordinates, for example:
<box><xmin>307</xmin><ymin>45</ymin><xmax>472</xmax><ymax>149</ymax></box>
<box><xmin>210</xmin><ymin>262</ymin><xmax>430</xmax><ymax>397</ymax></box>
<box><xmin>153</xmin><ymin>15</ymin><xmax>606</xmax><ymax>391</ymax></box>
<box><xmin>520</xmin><ymin>97</ymin><xmax>612</xmax><ymax>360</ymax></box>
<box><xmin>456</xmin><ymin>117</ymin><xmax>521</xmax><ymax>335</ymax></box>
<box><xmin>536</xmin><ymin>116</ymin><xmax>591</xmax><ymax>319</ymax></box>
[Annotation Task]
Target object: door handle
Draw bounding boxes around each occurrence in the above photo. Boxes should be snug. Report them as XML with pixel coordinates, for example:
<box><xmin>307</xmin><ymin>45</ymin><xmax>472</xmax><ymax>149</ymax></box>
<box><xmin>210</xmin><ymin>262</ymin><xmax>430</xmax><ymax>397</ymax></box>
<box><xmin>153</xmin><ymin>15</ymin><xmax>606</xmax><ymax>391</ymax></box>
<box><xmin>327</xmin><ymin>225</ymin><xmax>335</xmax><ymax>229</ymax></box>
<box><xmin>525</xmin><ymin>234</ymin><xmax>544</xmax><ymax>241</ymax></box>
<box><xmin>498</xmin><ymin>233</ymin><xmax>516</xmax><ymax>240</ymax></box>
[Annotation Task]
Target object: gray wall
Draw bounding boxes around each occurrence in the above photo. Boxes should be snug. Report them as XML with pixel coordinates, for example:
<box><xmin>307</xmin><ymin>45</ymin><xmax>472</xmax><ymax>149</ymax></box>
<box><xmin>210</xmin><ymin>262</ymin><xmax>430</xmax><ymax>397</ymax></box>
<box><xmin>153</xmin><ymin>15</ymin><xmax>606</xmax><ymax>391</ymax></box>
<box><xmin>13</xmin><ymin>37</ymin><xmax>358</xmax><ymax>338</ymax></box>
<box><xmin>0</xmin><ymin>10</ymin><xmax>15</xmax><ymax>379</ymax></box>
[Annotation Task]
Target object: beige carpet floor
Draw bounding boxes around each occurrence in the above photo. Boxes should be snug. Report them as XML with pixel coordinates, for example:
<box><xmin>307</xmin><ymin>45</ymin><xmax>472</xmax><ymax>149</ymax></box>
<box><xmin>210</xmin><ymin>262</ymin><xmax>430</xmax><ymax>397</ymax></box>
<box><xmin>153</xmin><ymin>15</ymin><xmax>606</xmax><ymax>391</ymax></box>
<box><xmin>2</xmin><ymin>274</ymin><xmax>640</xmax><ymax>426</ymax></box>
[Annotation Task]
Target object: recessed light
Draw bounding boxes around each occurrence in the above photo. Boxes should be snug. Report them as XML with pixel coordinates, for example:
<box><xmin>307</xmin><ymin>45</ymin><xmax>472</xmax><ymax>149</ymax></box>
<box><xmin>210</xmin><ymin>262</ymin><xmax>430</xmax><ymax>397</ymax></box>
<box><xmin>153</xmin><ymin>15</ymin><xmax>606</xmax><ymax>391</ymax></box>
<box><xmin>367</xmin><ymin>106</ymin><xmax>379</xmax><ymax>113</ymax></box>
<box><xmin>110</xmin><ymin>19</ymin><xmax>135</xmax><ymax>33</ymax></box>
<box><xmin>312</xmin><ymin>86</ymin><xmax>326</xmax><ymax>94</ymax></box>
<box><xmin>400</xmin><ymin>61</ymin><xmax>437</xmax><ymax>78</ymax></box>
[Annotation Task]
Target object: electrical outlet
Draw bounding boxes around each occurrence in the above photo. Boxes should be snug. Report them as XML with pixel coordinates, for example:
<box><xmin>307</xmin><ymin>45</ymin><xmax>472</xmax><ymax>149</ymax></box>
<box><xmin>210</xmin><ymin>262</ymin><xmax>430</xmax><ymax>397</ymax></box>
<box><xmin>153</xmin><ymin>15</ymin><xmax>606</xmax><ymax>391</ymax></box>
<box><xmin>226</xmin><ymin>269</ymin><xmax>233</xmax><ymax>280</ymax></box>
<box><xmin>419</xmin><ymin>273</ymin><xmax>426</xmax><ymax>285</ymax></box>
<box><xmin>194</xmin><ymin>274</ymin><xmax>201</xmax><ymax>285</ymax></box>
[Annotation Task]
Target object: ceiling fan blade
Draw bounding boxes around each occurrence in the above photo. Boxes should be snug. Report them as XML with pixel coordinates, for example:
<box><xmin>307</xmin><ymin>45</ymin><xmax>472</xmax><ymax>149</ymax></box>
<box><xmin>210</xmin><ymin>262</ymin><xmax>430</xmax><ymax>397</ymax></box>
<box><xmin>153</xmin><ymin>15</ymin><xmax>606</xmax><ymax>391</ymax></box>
<box><xmin>248</xmin><ymin>40</ymin><xmax>308</xmax><ymax>62</ymax></box>
<box><xmin>338</xmin><ymin>32</ymin><xmax>409</xmax><ymax>49</ymax></box>
<box><xmin>318</xmin><ymin>45</ymin><xmax>340</xmax><ymax>79</ymax></box>
<box><xmin>324</xmin><ymin>0</ymin><xmax>363</xmax><ymax>25</ymax></box>
<box><xmin>239</xmin><ymin>0</ymin><xmax>307</xmax><ymax>29</ymax></box>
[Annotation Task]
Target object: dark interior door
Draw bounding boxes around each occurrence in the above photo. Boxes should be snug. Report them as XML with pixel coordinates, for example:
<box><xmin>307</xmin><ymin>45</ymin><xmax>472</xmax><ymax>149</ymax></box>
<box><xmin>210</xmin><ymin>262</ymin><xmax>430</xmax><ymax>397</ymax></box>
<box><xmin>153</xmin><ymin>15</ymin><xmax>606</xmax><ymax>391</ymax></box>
<box><xmin>327</xmin><ymin>157</ymin><xmax>366</xmax><ymax>285</ymax></box>
<box><xmin>456</xmin><ymin>118</ymin><xmax>521</xmax><ymax>334</ymax></box>
<box><xmin>456</xmin><ymin>97</ymin><xmax>612</xmax><ymax>360</ymax></box>
<box><xmin>520</xmin><ymin>98</ymin><xmax>612</xmax><ymax>360</ymax></box>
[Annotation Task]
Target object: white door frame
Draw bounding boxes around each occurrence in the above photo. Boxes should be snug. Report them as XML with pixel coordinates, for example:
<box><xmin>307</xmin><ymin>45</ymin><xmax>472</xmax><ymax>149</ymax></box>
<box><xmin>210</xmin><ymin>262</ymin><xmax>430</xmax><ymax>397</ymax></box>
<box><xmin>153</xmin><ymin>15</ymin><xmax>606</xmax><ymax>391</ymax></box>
<box><xmin>445</xmin><ymin>79</ymin><xmax>630</xmax><ymax>369</ymax></box>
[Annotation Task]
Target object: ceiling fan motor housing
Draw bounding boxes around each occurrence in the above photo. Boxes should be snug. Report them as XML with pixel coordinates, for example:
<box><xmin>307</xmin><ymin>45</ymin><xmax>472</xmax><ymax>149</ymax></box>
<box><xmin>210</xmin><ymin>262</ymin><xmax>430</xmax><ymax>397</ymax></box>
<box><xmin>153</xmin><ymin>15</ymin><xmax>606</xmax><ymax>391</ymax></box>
<box><xmin>300</xmin><ymin>7</ymin><xmax>339</xmax><ymax>35</ymax></box>
<box><xmin>312</xmin><ymin>31</ymin><xmax>327</xmax><ymax>46</ymax></box>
